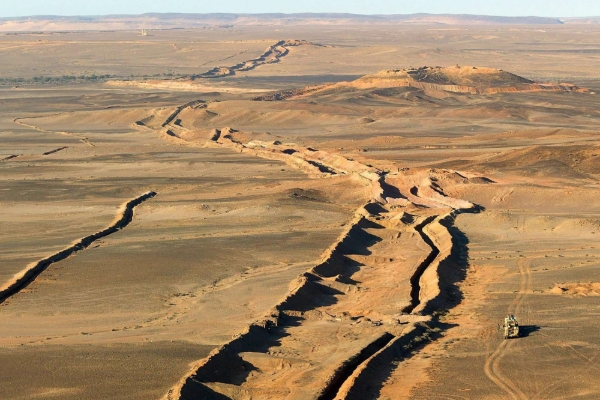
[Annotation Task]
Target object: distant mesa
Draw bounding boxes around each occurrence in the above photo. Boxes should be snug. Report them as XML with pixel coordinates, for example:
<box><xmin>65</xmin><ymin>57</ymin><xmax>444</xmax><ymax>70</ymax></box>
<box><xmin>344</xmin><ymin>66</ymin><xmax>588</xmax><ymax>95</ymax></box>
<box><xmin>356</xmin><ymin>66</ymin><xmax>531</xmax><ymax>87</ymax></box>
<box><xmin>0</xmin><ymin>13</ymin><xmax>575</xmax><ymax>33</ymax></box>
<box><xmin>560</xmin><ymin>17</ymin><xmax>600</xmax><ymax>24</ymax></box>
<box><xmin>254</xmin><ymin>66</ymin><xmax>588</xmax><ymax>102</ymax></box>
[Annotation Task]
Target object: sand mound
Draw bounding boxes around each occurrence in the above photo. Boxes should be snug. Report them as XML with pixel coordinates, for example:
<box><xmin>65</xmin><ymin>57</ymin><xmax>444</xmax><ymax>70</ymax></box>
<box><xmin>550</xmin><ymin>283</ymin><xmax>600</xmax><ymax>296</ymax></box>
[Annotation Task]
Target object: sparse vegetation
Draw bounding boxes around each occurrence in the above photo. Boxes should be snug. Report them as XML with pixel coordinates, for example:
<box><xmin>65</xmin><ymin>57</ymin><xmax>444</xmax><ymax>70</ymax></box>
<box><xmin>0</xmin><ymin>73</ymin><xmax>187</xmax><ymax>86</ymax></box>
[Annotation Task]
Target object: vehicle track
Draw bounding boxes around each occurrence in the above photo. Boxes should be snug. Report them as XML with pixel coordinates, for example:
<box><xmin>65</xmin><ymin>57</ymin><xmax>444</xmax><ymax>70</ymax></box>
<box><xmin>536</xmin><ymin>342</ymin><xmax>600</xmax><ymax>399</ymax></box>
<box><xmin>483</xmin><ymin>258</ymin><xmax>531</xmax><ymax>399</ymax></box>
<box><xmin>0</xmin><ymin>191</ymin><xmax>156</xmax><ymax>305</ymax></box>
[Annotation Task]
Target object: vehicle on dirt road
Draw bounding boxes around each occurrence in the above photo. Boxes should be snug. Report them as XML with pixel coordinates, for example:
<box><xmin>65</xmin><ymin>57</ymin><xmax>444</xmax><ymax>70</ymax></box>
<box><xmin>503</xmin><ymin>314</ymin><xmax>520</xmax><ymax>339</ymax></box>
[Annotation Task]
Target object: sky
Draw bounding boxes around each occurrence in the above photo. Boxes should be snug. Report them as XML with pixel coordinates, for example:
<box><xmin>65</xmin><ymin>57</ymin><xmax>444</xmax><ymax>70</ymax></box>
<box><xmin>0</xmin><ymin>0</ymin><xmax>599</xmax><ymax>18</ymax></box>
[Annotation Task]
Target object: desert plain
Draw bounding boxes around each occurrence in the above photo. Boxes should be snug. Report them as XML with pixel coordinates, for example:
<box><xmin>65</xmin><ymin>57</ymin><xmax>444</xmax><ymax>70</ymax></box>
<box><xmin>1</xmin><ymin>15</ymin><xmax>600</xmax><ymax>399</ymax></box>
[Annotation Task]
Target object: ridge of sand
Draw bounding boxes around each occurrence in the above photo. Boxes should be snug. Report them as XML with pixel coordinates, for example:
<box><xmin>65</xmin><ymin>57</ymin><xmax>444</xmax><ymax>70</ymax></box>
<box><xmin>41</xmin><ymin>146</ymin><xmax>69</xmax><ymax>156</ymax></box>
<box><xmin>106</xmin><ymin>39</ymin><xmax>316</xmax><ymax>91</ymax></box>
<box><xmin>0</xmin><ymin>191</ymin><xmax>156</xmax><ymax>305</ymax></box>
<box><xmin>3</xmin><ymin>26</ymin><xmax>600</xmax><ymax>400</ymax></box>
<box><xmin>189</xmin><ymin>39</ymin><xmax>315</xmax><ymax>79</ymax></box>
<box><xmin>136</xmin><ymin>101</ymin><xmax>494</xmax><ymax>399</ymax></box>
<box><xmin>106</xmin><ymin>39</ymin><xmax>321</xmax><ymax>93</ymax></box>
<box><xmin>13</xmin><ymin>115</ymin><xmax>95</xmax><ymax>146</ymax></box>
<box><xmin>170</xmin><ymin>144</ymin><xmax>481</xmax><ymax>400</ymax></box>
<box><xmin>105</xmin><ymin>79</ymin><xmax>267</xmax><ymax>93</ymax></box>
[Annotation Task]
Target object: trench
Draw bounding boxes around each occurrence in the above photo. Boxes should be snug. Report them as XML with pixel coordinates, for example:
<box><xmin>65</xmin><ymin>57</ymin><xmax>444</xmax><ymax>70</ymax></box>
<box><xmin>317</xmin><ymin>333</ymin><xmax>396</xmax><ymax>400</ymax></box>
<box><xmin>306</xmin><ymin>160</ymin><xmax>339</xmax><ymax>175</ymax></box>
<box><xmin>158</xmin><ymin>117</ymin><xmax>474</xmax><ymax>399</ymax></box>
<box><xmin>0</xmin><ymin>191</ymin><xmax>156</xmax><ymax>304</ymax></box>
<box><xmin>161</xmin><ymin>100</ymin><xmax>205</xmax><ymax>127</ymax></box>
<box><xmin>402</xmin><ymin>215</ymin><xmax>440</xmax><ymax>314</ymax></box>
<box><xmin>43</xmin><ymin>146</ymin><xmax>68</xmax><ymax>155</ymax></box>
<box><xmin>191</xmin><ymin>41</ymin><xmax>300</xmax><ymax>79</ymax></box>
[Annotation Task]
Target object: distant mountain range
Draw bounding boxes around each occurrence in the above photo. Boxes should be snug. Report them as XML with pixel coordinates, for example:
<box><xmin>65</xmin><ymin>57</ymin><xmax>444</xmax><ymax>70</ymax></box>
<box><xmin>0</xmin><ymin>13</ymin><xmax>599</xmax><ymax>32</ymax></box>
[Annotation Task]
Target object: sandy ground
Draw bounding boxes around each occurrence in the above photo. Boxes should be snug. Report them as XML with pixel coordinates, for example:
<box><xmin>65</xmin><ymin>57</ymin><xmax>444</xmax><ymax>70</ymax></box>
<box><xmin>1</xmin><ymin>22</ymin><xmax>600</xmax><ymax>399</ymax></box>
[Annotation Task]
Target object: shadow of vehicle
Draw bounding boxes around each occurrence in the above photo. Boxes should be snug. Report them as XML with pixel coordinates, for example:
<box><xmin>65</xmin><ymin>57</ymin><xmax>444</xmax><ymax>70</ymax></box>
<box><xmin>519</xmin><ymin>325</ymin><xmax>542</xmax><ymax>337</ymax></box>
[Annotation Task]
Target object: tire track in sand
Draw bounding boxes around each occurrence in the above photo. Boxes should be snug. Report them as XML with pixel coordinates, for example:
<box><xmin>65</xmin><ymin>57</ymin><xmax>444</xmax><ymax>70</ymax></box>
<box><xmin>483</xmin><ymin>258</ymin><xmax>530</xmax><ymax>399</ymax></box>
<box><xmin>0</xmin><ymin>191</ymin><xmax>156</xmax><ymax>305</ymax></box>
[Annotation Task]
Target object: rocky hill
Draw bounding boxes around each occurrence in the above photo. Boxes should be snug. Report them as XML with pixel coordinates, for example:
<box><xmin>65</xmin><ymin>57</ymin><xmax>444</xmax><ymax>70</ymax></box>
<box><xmin>345</xmin><ymin>66</ymin><xmax>587</xmax><ymax>94</ymax></box>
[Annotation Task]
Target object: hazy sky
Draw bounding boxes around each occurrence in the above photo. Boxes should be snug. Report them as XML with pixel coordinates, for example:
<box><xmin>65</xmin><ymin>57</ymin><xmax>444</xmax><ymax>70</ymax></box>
<box><xmin>0</xmin><ymin>0</ymin><xmax>598</xmax><ymax>18</ymax></box>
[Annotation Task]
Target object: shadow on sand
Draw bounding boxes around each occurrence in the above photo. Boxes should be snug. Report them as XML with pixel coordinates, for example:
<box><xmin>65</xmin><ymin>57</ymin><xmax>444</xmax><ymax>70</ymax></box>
<box><xmin>519</xmin><ymin>325</ymin><xmax>542</xmax><ymax>338</ymax></box>
<box><xmin>345</xmin><ymin>207</ymin><xmax>482</xmax><ymax>399</ymax></box>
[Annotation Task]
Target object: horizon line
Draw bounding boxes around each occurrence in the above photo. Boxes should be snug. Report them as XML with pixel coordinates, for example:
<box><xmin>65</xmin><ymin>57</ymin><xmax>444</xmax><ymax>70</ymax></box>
<box><xmin>1</xmin><ymin>12</ymin><xmax>599</xmax><ymax>20</ymax></box>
